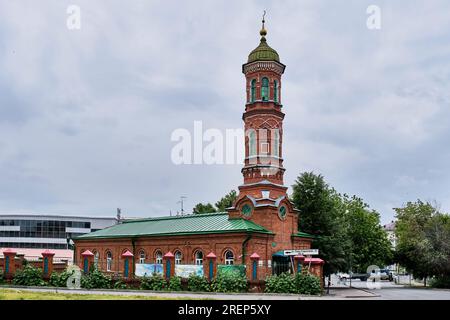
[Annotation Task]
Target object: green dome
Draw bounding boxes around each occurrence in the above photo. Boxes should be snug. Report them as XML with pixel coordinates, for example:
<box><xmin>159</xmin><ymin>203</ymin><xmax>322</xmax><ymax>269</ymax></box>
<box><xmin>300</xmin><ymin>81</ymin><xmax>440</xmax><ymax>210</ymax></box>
<box><xmin>247</xmin><ymin>36</ymin><xmax>280</xmax><ymax>63</ymax></box>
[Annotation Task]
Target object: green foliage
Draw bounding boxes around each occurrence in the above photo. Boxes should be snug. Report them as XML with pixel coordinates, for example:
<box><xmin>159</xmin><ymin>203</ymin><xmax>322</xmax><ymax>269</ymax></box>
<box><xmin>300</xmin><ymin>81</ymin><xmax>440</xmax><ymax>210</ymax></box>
<box><xmin>264</xmin><ymin>272</ymin><xmax>322</xmax><ymax>295</ymax></box>
<box><xmin>12</xmin><ymin>265</ymin><xmax>46</xmax><ymax>287</ymax></box>
<box><xmin>80</xmin><ymin>269</ymin><xmax>113</xmax><ymax>289</ymax></box>
<box><xmin>49</xmin><ymin>270</ymin><xmax>75</xmax><ymax>287</ymax></box>
<box><xmin>0</xmin><ymin>271</ymin><xmax>4</xmax><ymax>284</ymax></box>
<box><xmin>168</xmin><ymin>276</ymin><xmax>182</xmax><ymax>291</ymax></box>
<box><xmin>265</xmin><ymin>272</ymin><xmax>296</xmax><ymax>293</ymax></box>
<box><xmin>113</xmin><ymin>279</ymin><xmax>129</xmax><ymax>290</ymax></box>
<box><xmin>193</xmin><ymin>203</ymin><xmax>216</xmax><ymax>214</ymax></box>
<box><xmin>395</xmin><ymin>200</ymin><xmax>450</xmax><ymax>280</ymax></box>
<box><xmin>211</xmin><ymin>272</ymin><xmax>247</xmax><ymax>293</ymax></box>
<box><xmin>215</xmin><ymin>190</ymin><xmax>237</xmax><ymax>212</ymax></box>
<box><xmin>187</xmin><ymin>274</ymin><xmax>210</xmax><ymax>292</ymax></box>
<box><xmin>139</xmin><ymin>273</ymin><xmax>167</xmax><ymax>291</ymax></box>
<box><xmin>430</xmin><ymin>276</ymin><xmax>450</xmax><ymax>289</ymax></box>
<box><xmin>295</xmin><ymin>272</ymin><xmax>322</xmax><ymax>295</ymax></box>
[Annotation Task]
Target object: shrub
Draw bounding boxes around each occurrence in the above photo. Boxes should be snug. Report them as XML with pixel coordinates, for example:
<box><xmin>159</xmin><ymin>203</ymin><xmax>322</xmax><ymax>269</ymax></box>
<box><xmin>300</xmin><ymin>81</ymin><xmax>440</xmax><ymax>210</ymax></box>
<box><xmin>113</xmin><ymin>279</ymin><xmax>129</xmax><ymax>290</ymax></box>
<box><xmin>140</xmin><ymin>273</ymin><xmax>166</xmax><ymax>291</ymax></box>
<box><xmin>265</xmin><ymin>272</ymin><xmax>296</xmax><ymax>294</ymax></box>
<box><xmin>49</xmin><ymin>269</ymin><xmax>75</xmax><ymax>287</ymax></box>
<box><xmin>12</xmin><ymin>265</ymin><xmax>46</xmax><ymax>287</ymax></box>
<box><xmin>81</xmin><ymin>269</ymin><xmax>113</xmax><ymax>289</ymax></box>
<box><xmin>295</xmin><ymin>272</ymin><xmax>322</xmax><ymax>295</ymax></box>
<box><xmin>0</xmin><ymin>271</ymin><xmax>4</xmax><ymax>284</ymax></box>
<box><xmin>168</xmin><ymin>276</ymin><xmax>182</xmax><ymax>291</ymax></box>
<box><xmin>187</xmin><ymin>274</ymin><xmax>210</xmax><ymax>292</ymax></box>
<box><xmin>430</xmin><ymin>276</ymin><xmax>450</xmax><ymax>289</ymax></box>
<box><xmin>211</xmin><ymin>272</ymin><xmax>247</xmax><ymax>293</ymax></box>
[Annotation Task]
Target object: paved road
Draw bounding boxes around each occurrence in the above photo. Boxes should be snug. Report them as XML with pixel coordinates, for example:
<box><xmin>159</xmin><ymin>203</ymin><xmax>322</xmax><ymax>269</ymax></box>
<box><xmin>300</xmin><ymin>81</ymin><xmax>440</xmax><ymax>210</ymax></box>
<box><xmin>2</xmin><ymin>283</ymin><xmax>450</xmax><ymax>300</ymax></box>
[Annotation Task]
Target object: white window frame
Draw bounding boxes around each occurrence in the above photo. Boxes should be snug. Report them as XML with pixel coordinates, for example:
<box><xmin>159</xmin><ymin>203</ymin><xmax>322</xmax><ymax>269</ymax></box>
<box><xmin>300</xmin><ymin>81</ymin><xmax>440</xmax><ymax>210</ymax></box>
<box><xmin>106</xmin><ymin>251</ymin><xmax>112</xmax><ymax>271</ymax></box>
<box><xmin>139</xmin><ymin>251</ymin><xmax>145</xmax><ymax>264</ymax></box>
<box><xmin>224</xmin><ymin>250</ymin><xmax>234</xmax><ymax>265</ymax></box>
<box><xmin>155</xmin><ymin>251</ymin><xmax>163</xmax><ymax>264</ymax></box>
<box><xmin>195</xmin><ymin>251</ymin><xmax>203</xmax><ymax>265</ymax></box>
<box><xmin>175</xmin><ymin>251</ymin><xmax>182</xmax><ymax>265</ymax></box>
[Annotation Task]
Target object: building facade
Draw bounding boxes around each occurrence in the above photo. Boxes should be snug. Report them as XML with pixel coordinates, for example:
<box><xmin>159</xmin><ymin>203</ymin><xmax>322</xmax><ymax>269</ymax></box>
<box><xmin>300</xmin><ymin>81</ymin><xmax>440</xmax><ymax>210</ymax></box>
<box><xmin>73</xmin><ymin>20</ymin><xmax>323</xmax><ymax>280</ymax></box>
<box><xmin>0</xmin><ymin>214</ymin><xmax>118</xmax><ymax>250</ymax></box>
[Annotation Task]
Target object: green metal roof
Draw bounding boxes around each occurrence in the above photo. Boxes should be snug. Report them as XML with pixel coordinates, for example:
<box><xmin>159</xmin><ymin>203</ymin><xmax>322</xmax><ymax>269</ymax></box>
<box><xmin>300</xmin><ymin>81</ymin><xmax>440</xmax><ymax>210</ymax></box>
<box><xmin>247</xmin><ymin>37</ymin><xmax>280</xmax><ymax>63</ymax></box>
<box><xmin>74</xmin><ymin>212</ymin><xmax>272</xmax><ymax>240</ymax></box>
<box><xmin>292</xmin><ymin>231</ymin><xmax>316</xmax><ymax>239</ymax></box>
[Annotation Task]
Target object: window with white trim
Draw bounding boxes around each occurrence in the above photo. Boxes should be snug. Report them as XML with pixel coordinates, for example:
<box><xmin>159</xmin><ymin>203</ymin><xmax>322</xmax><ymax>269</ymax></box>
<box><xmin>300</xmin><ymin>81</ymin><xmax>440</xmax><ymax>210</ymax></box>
<box><xmin>155</xmin><ymin>251</ymin><xmax>163</xmax><ymax>264</ymax></box>
<box><xmin>106</xmin><ymin>251</ymin><xmax>112</xmax><ymax>271</ymax></box>
<box><xmin>195</xmin><ymin>251</ymin><xmax>203</xmax><ymax>265</ymax></box>
<box><xmin>139</xmin><ymin>250</ymin><xmax>145</xmax><ymax>264</ymax></box>
<box><xmin>224</xmin><ymin>250</ymin><xmax>234</xmax><ymax>265</ymax></box>
<box><xmin>175</xmin><ymin>251</ymin><xmax>182</xmax><ymax>265</ymax></box>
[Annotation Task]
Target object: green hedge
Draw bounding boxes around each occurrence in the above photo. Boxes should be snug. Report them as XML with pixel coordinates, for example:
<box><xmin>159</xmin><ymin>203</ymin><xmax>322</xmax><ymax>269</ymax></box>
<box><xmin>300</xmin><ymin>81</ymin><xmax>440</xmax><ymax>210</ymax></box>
<box><xmin>430</xmin><ymin>276</ymin><xmax>450</xmax><ymax>289</ymax></box>
<box><xmin>81</xmin><ymin>268</ymin><xmax>113</xmax><ymax>289</ymax></box>
<box><xmin>168</xmin><ymin>276</ymin><xmax>182</xmax><ymax>291</ymax></box>
<box><xmin>49</xmin><ymin>270</ymin><xmax>75</xmax><ymax>287</ymax></box>
<box><xmin>265</xmin><ymin>272</ymin><xmax>322</xmax><ymax>295</ymax></box>
<box><xmin>139</xmin><ymin>273</ymin><xmax>167</xmax><ymax>291</ymax></box>
<box><xmin>12</xmin><ymin>265</ymin><xmax>46</xmax><ymax>287</ymax></box>
<box><xmin>187</xmin><ymin>274</ymin><xmax>210</xmax><ymax>292</ymax></box>
<box><xmin>211</xmin><ymin>272</ymin><xmax>247</xmax><ymax>293</ymax></box>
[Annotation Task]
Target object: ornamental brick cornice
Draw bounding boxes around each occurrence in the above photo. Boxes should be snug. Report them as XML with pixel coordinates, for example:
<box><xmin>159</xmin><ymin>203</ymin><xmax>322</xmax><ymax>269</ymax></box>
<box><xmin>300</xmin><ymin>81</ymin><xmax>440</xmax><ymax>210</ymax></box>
<box><xmin>242</xmin><ymin>61</ymin><xmax>286</xmax><ymax>75</ymax></box>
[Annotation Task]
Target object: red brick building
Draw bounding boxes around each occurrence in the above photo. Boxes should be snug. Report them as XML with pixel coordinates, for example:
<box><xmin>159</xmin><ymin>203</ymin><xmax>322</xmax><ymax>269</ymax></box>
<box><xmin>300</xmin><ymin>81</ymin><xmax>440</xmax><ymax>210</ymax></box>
<box><xmin>73</xmin><ymin>20</ymin><xmax>323</xmax><ymax>281</ymax></box>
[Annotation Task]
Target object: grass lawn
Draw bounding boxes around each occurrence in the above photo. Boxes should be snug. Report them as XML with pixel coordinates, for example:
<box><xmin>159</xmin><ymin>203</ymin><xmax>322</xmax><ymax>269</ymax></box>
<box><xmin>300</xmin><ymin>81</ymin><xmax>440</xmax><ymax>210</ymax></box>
<box><xmin>0</xmin><ymin>288</ymin><xmax>206</xmax><ymax>300</ymax></box>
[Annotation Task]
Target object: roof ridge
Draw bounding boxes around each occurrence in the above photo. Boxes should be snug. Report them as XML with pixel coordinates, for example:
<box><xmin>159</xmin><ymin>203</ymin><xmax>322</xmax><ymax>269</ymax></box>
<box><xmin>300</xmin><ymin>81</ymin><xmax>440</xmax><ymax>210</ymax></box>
<box><xmin>123</xmin><ymin>211</ymin><xmax>227</xmax><ymax>224</ymax></box>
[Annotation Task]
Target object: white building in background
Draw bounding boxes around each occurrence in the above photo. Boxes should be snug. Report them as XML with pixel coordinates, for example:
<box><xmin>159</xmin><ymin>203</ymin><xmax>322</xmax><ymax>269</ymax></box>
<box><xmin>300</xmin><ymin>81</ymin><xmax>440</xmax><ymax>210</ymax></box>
<box><xmin>0</xmin><ymin>214</ymin><xmax>118</xmax><ymax>251</ymax></box>
<box><xmin>383</xmin><ymin>221</ymin><xmax>396</xmax><ymax>249</ymax></box>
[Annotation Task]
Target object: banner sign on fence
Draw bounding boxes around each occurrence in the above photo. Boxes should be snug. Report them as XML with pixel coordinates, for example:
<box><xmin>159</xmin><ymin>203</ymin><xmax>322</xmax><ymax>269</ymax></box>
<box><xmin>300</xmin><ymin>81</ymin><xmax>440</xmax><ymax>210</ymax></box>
<box><xmin>135</xmin><ymin>263</ymin><xmax>163</xmax><ymax>277</ymax></box>
<box><xmin>175</xmin><ymin>264</ymin><xmax>203</xmax><ymax>278</ymax></box>
<box><xmin>217</xmin><ymin>264</ymin><xmax>246</xmax><ymax>276</ymax></box>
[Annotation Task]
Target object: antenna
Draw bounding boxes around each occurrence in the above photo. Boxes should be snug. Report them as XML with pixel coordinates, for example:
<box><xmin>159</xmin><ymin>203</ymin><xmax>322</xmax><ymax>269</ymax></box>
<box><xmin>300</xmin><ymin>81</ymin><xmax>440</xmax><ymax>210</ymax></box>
<box><xmin>177</xmin><ymin>196</ymin><xmax>187</xmax><ymax>215</ymax></box>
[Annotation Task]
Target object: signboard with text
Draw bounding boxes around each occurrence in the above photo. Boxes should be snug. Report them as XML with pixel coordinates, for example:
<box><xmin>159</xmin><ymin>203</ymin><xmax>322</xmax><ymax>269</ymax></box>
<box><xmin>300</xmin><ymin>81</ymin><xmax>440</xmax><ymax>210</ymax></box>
<box><xmin>283</xmin><ymin>249</ymin><xmax>319</xmax><ymax>256</ymax></box>
<box><xmin>135</xmin><ymin>263</ymin><xmax>163</xmax><ymax>277</ymax></box>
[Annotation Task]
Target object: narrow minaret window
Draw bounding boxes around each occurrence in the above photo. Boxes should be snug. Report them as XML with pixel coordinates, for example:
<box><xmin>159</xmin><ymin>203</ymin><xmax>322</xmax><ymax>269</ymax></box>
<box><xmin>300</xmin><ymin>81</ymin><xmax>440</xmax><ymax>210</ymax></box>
<box><xmin>273</xmin><ymin>129</ymin><xmax>280</xmax><ymax>157</ymax></box>
<box><xmin>261</xmin><ymin>77</ymin><xmax>269</xmax><ymax>101</ymax></box>
<box><xmin>248</xmin><ymin>129</ymin><xmax>257</xmax><ymax>156</ymax></box>
<box><xmin>274</xmin><ymin>80</ymin><xmax>279</xmax><ymax>102</ymax></box>
<box><xmin>251</xmin><ymin>79</ymin><xmax>256</xmax><ymax>102</ymax></box>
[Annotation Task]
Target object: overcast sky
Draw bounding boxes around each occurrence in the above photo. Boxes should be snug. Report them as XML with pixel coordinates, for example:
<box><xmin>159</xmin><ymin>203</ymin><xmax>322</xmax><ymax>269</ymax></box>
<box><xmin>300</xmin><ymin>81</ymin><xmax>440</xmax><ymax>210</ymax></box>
<box><xmin>1</xmin><ymin>1</ymin><xmax>449</xmax><ymax>224</ymax></box>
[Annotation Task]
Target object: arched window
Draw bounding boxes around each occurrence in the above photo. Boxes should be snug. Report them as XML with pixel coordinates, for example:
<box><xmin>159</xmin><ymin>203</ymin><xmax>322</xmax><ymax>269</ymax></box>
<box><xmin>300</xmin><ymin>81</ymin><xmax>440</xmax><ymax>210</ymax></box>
<box><xmin>93</xmin><ymin>251</ymin><xmax>99</xmax><ymax>268</ymax></box>
<box><xmin>155</xmin><ymin>250</ymin><xmax>163</xmax><ymax>264</ymax></box>
<box><xmin>274</xmin><ymin>80</ymin><xmax>279</xmax><ymax>102</ymax></box>
<box><xmin>175</xmin><ymin>251</ymin><xmax>182</xmax><ymax>265</ymax></box>
<box><xmin>224</xmin><ymin>250</ymin><xmax>234</xmax><ymax>265</ymax></box>
<box><xmin>195</xmin><ymin>250</ymin><xmax>203</xmax><ymax>265</ymax></box>
<box><xmin>139</xmin><ymin>250</ymin><xmax>145</xmax><ymax>264</ymax></box>
<box><xmin>250</xmin><ymin>79</ymin><xmax>256</xmax><ymax>102</ymax></box>
<box><xmin>273</xmin><ymin>129</ymin><xmax>280</xmax><ymax>157</ymax></box>
<box><xmin>248</xmin><ymin>129</ymin><xmax>257</xmax><ymax>157</ymax></box>
<box><xmin>106</xmin><ymin>251</ymin><xmax>112</xmax><ymax>271</ymax></box>
<box><xmin>261</xmin><ymin>77</ymin><xmax>269</xmax><ymax>101</ymax></box>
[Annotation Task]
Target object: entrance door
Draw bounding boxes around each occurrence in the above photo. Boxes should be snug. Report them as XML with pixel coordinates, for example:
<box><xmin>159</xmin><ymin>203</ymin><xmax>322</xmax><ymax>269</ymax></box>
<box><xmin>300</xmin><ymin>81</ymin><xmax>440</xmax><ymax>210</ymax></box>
<box><xmin>272</xmin><ymin>255</ymin><xmax>291</xmax><ymax>275</ymax></box>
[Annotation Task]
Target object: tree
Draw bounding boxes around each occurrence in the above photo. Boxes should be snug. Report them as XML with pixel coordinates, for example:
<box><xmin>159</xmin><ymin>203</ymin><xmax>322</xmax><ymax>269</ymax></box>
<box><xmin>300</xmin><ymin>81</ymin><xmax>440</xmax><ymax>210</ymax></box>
<box><xmin>193</xmin><ymin>203</ymin><xmax>216</xmax><ymax>214</ymax></box>
<box><xmin>215</xmin><ymin>190</ymin><xmax>237</xmax><ymax>212</ymax></box>
<box><xmin>394</xmin><ymin>200</ymin><xmax>450</xmax><ymax>286</ymax></box>
<box><xmin>291</xmin><ymin>172</ymin><xmax>349</xmax><ymax>281</ymax></box>
<box><xmin>343</xmin><ymin>195</ymin><xmax>393</xmax><ymax>273</ymax></box>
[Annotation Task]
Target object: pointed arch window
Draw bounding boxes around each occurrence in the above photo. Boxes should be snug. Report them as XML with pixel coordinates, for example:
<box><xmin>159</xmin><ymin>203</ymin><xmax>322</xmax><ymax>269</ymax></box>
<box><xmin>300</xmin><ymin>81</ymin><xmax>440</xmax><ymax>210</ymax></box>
<box><xmin>261</xmin><ymin>77</ymin><xmax>269</xmax><ymax>101</ymax></box>
<box><xmin>106</xmin><ymin>251</ymin><xmax>112</xmax><ymax>271</ymax></box>
<box><xmin>248</xmin><ymin>129</ymin><xmax>257</xmax><ymax>157</ymax></box>
<box><xmin>139</xmin><ymin>250</ymin><xmax>146</xmax><ymax>264</ymax></box>
<box><xmin>274</xmin><ymin>80</ymin><xmax>279</xmax><ymax>103</ymax></box>
<box><xmin>224</xmin><ymin>250</ymin><xmax>234</xmax><ymax>265</ymax></box>
<box><xmin>155</xmin><ymin>250</ymin><xmax>163</xmax><ymax>264</ymax></box>
<box><xmin>250</xmin><ymin>79</ymin><xmax>256</xmax><ymax>102</ymax></box>
<box><xmin>195</xmin><ymin>250</ymin><xmax>203</xmax><ymax>265</ymax></box>
<box><xmin>174</xmin><ymin>250</ymin><xmax>182</xmax><ymax>265</ymax></box>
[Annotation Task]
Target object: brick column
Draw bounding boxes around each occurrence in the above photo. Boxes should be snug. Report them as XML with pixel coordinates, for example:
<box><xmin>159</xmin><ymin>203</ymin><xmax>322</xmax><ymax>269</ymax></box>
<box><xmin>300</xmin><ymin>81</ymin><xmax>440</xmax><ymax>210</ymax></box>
<box><xmin>206</xmin><ymin>252</ymin><xmax>217</xmax><ymax>281</ymax></box>
<box><xmin>163</xmin><ymin>251</ymin><xmax>175</xmax><ymax>280</ymax></box>
<box><xmin>250</xmin><ymin>253</ymin><xmax>260</xmax><ymax>280</ymax></box>
<box><xmin>294</xmin><ymin>255</ymin><xmax>305</xmax><ymax>274</ymax></box>
<box><xmin>121</xmin><ymin>250</ymin><xmax>134</xmax><ymax>278</ymax></box>
<box><xmin>41</xmin><ymin>250</ymin><xmax>55</xmax><ymax>279</ymax></box>
<box><xmin>2</xmin><ymin>249</ymin><xmax>16</xmax><ymax>280</ymax></box>
<box><xmin>81</xmin><ymin>250</ymin><xmax>94</xmax><ymax>274</ymax></box>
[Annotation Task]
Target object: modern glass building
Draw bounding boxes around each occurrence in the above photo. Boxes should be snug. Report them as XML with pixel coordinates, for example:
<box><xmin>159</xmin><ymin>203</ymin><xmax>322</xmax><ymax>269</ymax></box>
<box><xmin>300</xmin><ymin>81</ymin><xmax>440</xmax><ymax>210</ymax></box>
<box><xmin>0</xmin><ymin>214</ymin><xmax>119</xmax><ymax>250</ymax></box>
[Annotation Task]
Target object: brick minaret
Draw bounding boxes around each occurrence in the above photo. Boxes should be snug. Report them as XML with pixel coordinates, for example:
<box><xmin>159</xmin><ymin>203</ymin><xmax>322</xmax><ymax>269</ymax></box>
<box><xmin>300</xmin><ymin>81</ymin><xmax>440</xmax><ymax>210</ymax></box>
<box><xmin>228</xmin><ymin>17</ymin><xmax>299</xmax><ymax>251</ymax></box>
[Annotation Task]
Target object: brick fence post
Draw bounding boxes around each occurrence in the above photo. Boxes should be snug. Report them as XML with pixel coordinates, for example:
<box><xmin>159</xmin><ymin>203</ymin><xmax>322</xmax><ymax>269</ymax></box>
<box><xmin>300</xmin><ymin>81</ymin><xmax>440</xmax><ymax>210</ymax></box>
<box><xmin>250</xmin><ymin>253</ymin><xmax>260</xmax><ymax>280</ymax></box>
<box><xmin>42</xmin><ymin>250</ymin><xmax>55</xmax><ymax>280</ymax></box>
<box><xmin>81</xmin><ymin>250</ymin><xmax>94</xmax><ymax>274</ymax></box>
<box><xmin>206</xmin><ymin>252</ymin><xmax>217</xmax><ymax>281</ymax></box>
<box><xmin>121</xmin><ymin>250</ymin><xmax>134</xmax><ymax>278</ymax></box>
<box><xmin>163</xmin><ymin>251</ymin><xmax>175</xmax><ymax>280</ymax></box>
<box><xmin>2</xmin><ymin>249</ymin><xmax>16</xmax><ymax>280</ymax></box>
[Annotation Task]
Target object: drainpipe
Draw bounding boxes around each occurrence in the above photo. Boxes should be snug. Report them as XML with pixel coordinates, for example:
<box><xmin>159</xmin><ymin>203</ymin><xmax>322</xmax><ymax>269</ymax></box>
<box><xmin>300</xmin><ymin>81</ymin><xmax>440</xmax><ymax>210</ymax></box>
<box><xmin>242</xmin><ymin>234</ymin><xmax>252</xmax><ymax>265</ymax></box>
<box><xmin>131</xmin><ymin>238</ymin><xmax>136</xmax><ymax>276</ymax></box>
